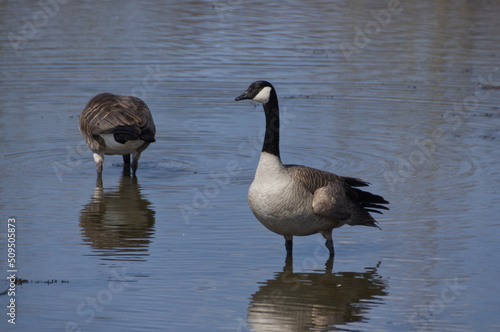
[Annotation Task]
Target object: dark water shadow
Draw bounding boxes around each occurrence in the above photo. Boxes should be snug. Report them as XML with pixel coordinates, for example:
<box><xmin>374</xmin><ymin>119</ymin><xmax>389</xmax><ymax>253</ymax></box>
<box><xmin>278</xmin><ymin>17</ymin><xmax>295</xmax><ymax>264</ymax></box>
<box><xmin>79</xmin><ymin>172</ymin><xmax>156</xmax><ymax>261</ymax></box>
<box><xmin>248</xmin><ymin>257</ymin><xmax>388</xmax><ymax>331</ymax></box>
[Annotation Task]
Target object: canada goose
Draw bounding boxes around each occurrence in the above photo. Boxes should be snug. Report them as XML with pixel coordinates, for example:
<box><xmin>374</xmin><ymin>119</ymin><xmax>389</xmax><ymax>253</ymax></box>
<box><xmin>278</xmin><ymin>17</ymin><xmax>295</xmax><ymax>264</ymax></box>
<box><xmin>79</xmin><ymin>93</ymin><xmax>156</xmax><ymax>177</ymax></box>
<box><xmin>235</xmin><ymin>81</ymin><xmax>389</xmax><ymax>257</ymax></box>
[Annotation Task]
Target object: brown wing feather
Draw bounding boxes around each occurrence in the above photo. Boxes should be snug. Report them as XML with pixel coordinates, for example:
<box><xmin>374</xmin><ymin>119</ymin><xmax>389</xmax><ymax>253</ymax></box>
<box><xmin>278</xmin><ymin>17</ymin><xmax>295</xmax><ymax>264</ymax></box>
<box><xmin>286</xmin><ymin>165</ymin><xmax>389</xmax><ymax>227</ymax></box>
<box><xmin>285</xmin><ymin>165</ymin><xmax>346</xmax><ymax>193</ymax></box>
<box><xmin>80</xmin><ymin>93</ymin><xmax>156</xmax><ymax>137</ymax></box>
<box><xmin>311</xmin><ymin>184</ymin><xmax>352</xmax><ymax>221</ymax></box>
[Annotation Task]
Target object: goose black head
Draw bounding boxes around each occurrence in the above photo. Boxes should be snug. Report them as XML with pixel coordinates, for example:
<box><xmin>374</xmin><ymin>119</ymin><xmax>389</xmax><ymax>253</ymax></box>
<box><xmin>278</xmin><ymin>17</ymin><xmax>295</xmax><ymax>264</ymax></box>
<box><xmin>235</xmin><ymin>80</ymin><xmax>275</xmax><ymax>104</ymax></box>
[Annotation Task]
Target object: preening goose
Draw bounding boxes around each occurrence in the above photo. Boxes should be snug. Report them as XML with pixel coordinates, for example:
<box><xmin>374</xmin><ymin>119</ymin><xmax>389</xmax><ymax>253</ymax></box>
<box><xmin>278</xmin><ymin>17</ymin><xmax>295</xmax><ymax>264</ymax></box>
<box><xmin>235</xmin><ymin>81</ymin><xmax>389</xmax><ymax>257</ymax></box>
<box><xmin>79</xmin><ymin>93</ymin><xmax>156</xmax><ymax>177</ymax></box>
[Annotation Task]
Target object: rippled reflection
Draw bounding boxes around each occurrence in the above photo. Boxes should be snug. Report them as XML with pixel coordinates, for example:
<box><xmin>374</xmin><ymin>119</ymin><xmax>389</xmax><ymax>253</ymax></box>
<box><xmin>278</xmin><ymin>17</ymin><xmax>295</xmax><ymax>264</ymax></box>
<box><xmin>79</xmin><ymin>173</ymin><xmax>156</xmax><ymax>261</ymax></box>
<box><xmin>248</xmin><ymin>258</ymin><xmax>387</xmax><ymax>331</ymax></box>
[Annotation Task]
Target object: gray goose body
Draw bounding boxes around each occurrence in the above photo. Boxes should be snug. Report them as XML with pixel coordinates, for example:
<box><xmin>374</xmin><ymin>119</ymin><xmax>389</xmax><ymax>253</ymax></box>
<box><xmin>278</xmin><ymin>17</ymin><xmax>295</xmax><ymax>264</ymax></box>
<box><xmin>236</xmin><ymin>81</ymin><xmax>389</xmax><ymax>257</ymax></box>
<box><xmin>79</xmin><ymin>93</ymin><xmax>156</xmax><ymax>177</ymax></box>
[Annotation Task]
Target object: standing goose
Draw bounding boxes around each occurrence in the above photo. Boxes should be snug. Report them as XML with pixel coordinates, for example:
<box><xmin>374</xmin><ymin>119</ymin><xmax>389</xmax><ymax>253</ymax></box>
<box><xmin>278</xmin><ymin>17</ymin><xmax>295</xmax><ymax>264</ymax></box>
<box><xmin>79</xmin><ymin>93</ymin><xmax>156</xmax><ymax>177</ymax></box>
<box><xmin>235</xmin><ymin>81</ymin><xmax>389</xmax><ymax>257</ymax></box>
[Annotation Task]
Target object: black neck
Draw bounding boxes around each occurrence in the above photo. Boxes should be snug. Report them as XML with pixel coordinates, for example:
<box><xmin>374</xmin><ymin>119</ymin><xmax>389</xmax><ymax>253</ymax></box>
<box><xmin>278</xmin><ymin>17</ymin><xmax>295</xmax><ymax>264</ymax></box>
<box><xmin>262</xmin><ymin>91</ymin><xmax>280</xmax><ymax>158</ymax></box>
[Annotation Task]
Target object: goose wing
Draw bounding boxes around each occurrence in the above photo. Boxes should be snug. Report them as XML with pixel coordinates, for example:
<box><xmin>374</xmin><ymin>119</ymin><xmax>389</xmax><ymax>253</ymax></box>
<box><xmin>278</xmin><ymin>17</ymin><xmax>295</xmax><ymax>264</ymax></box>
<box><xmin>80</xmin><ymin>93</ymin><xmax>156</xmax><ymax>142</ymax></box>
<box><xmin>286</xmin><ymin>165</ymin><xmax>389</xmax><ymax>227</ymax></box>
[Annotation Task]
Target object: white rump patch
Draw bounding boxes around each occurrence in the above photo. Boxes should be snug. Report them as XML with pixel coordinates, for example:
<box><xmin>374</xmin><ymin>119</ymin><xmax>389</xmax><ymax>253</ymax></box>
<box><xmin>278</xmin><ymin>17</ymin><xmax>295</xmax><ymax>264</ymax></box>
<box><xmin>252</xmin><ymin>86</ymin><xmax>272</xmax><ymax>104</ymax></box>
<box><xmin>100</xmin><ymin>134</ymin><xmax>144</xmax><ymax>155</ymax></box>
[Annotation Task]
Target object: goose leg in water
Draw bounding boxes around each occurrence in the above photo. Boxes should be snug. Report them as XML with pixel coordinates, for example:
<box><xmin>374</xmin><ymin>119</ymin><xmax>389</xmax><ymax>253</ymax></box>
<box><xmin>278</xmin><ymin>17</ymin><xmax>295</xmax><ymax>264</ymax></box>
<box><xmin>93</xmin><ymin>153</ymin><xmax>104</xmax><ymax>177</ymax></box>
<box><xmin>123</xmin><ymin>154</ymin><xmax>131</xmax><ymax>167</ymax></box>
<box><xmin>131</xmin><ymin>152</ymin><xmax>141</xmax><ymax>175</ymax></box>
<box><xmin>285</xmin><ymin>236</ymin><xmax>293</xmax><ymax>256</ymax></box>
<box><xmin>326</xmin><ymin>239</ymin><xmax>334</xmax><ymax>257</ymax></box>
<box><xmin>122</xmin><ymin>154</ymin><xmax>131</xmax><ymax>174</ymax></box>
<box><xmin>322</xmin><ymin>231</ymin><xmax>335</xmax><ymax>257</ymax></box>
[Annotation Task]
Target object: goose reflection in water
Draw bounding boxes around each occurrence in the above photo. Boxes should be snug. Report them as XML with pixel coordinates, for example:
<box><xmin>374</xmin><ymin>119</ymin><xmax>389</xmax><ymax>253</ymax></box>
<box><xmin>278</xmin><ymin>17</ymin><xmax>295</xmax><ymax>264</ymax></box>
<box><xmin>79</xmin><ymin>173</ymin><xmax>156</xmax><ymax>261</ymax></box>
<box><xmin>248</xmin><ymin>258</ymin><xmax>387</xmax><ymax>331</ymax></box>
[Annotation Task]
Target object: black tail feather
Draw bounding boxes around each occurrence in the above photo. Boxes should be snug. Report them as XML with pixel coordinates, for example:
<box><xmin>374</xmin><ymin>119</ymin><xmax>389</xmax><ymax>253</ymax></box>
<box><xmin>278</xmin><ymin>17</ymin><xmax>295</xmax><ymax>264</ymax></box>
<box><xmin>350</xmin><ymin>187</ymin><xmax>389</xmax><ymax>216</ymax></box>
<box><xmin>363</xmin><ymin>203</ymin><xmax>390</xmax><ymax>211</ymax></box>
<box><xmin>343</xmin><ymin>176</ymin><xmax>370</xmax><ymax>187</ymax></box>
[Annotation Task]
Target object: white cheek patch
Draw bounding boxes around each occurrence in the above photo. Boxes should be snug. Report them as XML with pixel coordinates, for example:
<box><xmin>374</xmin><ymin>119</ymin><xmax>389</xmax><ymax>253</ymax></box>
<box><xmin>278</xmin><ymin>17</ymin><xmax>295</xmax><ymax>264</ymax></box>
<box><xmin>252</xmin><ymin>86</ymin><xmax>272</xmax><ymax>104</ymax></box>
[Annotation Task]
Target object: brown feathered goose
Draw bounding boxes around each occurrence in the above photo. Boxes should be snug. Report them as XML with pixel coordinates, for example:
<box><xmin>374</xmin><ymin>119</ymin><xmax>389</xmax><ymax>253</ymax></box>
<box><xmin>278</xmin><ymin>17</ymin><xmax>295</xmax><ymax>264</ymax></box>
<box><xmin>79</xmin><ymin>93</ymin><xmax>156</xmax><ymax>177</ymax></box>
<box><xmin>235</xmin><ymin>81</ymin><xmax>389</xmax><ymax>257</ymax></box>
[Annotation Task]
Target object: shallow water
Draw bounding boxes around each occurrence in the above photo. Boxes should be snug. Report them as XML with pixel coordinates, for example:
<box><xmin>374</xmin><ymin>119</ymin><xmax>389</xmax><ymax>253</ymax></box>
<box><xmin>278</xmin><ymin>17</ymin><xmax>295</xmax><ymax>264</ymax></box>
<box><xmin>1</xmin><ymin>1</ymin><xmax>500</xmax><ymax>331</ymax></box>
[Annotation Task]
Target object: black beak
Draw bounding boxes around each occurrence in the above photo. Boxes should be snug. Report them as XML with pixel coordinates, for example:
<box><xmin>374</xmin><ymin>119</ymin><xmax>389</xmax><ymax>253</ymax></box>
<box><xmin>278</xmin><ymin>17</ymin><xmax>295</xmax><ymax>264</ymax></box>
<box><xmin>235</xmin><ymin>91</ymin><xmax>250</xmax><ymax>101</ymax></box>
